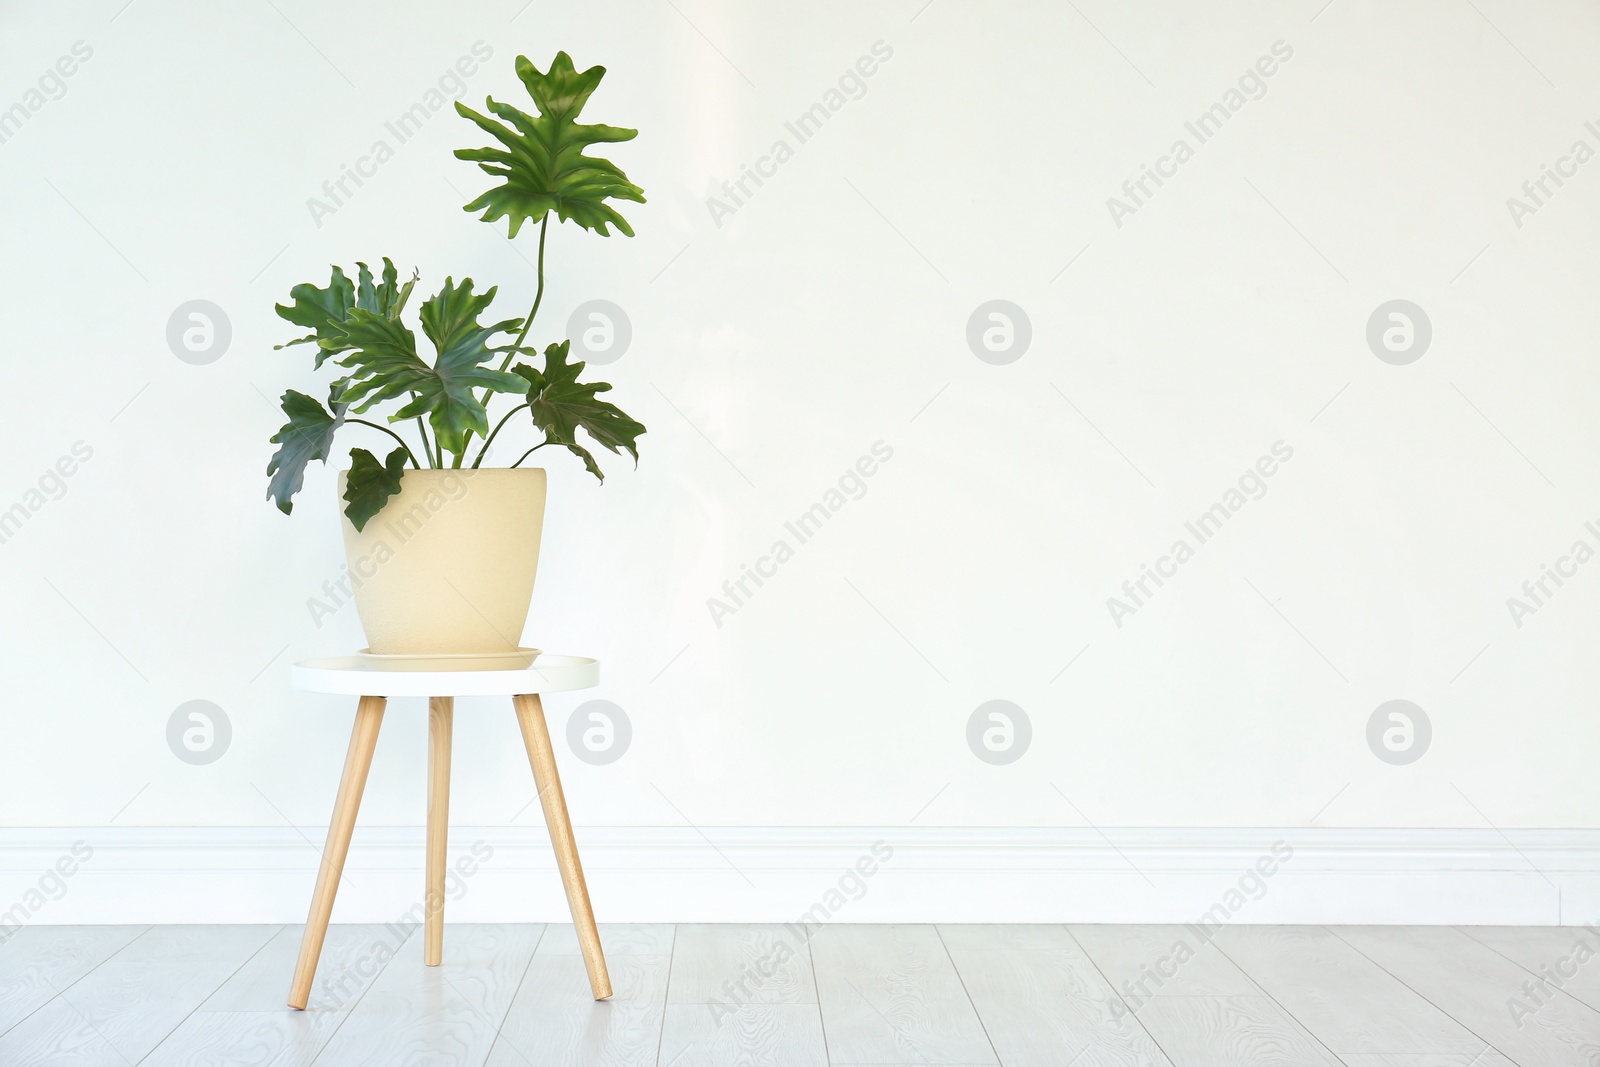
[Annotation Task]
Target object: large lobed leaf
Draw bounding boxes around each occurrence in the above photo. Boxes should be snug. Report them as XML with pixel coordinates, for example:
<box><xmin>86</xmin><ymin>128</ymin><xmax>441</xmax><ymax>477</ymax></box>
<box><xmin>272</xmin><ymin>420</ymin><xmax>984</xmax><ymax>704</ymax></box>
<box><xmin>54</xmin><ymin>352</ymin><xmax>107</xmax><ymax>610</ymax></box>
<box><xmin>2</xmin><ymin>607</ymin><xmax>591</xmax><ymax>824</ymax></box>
<box><xmin>335</xmin><ymin>277</ymin><xmax>527</xmax><ymax>456</ymax></box>
<box><xmin>342</xmin><ymin>447</ymin><xmax>409</xmax><ymax>532</ymax></box>
<box><xmin>265</xmin><ymin>381</ymin><xmax>349</xmax><ymax>514</ymax></box>
<box><xmin>514</xmin><ymin>340</ymin><xmax>645</xmax><ymax>480</ymax></box>
<box><xmin>274</xmin><ymin>259</ymin><xmax>416</xmax><ymax>367</ymax></box>
<box><xmin>454</xmin><ymin>52</ymin><xmax>645</xmax><ymax>238</ymax></box>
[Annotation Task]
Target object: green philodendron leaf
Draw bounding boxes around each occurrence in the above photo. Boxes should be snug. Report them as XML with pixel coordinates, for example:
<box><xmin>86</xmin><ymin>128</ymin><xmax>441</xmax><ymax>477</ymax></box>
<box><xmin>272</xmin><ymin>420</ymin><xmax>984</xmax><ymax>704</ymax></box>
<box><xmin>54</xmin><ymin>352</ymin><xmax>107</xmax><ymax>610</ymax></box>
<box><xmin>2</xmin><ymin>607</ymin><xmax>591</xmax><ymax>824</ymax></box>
<box><xmin>265</xmin><ymin>381</ymin><xmax>349</xmax><ymax>514</ymax></box>
<box><xmin>343</xmin><ymin>446</ymin><xmax>409</xmax><ymax>531</ymax></box>
<box><xmin>514</xmin><ymin>340</ymin><xmax>645</xmax><ymax>480</ymax></box>
<box><xmin>275</xmin><ymin>258</ymin><xmax>415</xmax><ymax>367</ymax></box>
<box><xmin>354</xmin><ymin>258</ymin><xmax>418</xmax><ymax>317</ymax></box>
<box><xmin>454</xmin><ymin>52</ymin><xmax>645</xmax><ymax>238</ymax></box>
<box><xmin>335</xmin><ymin>277</ymin><xmax>528</xmax><ymax>457</ymax></box>
<box><xmin>274</xmin><ymin>267</ymin><xmax>354</xmax><ymax>366</ymax></box>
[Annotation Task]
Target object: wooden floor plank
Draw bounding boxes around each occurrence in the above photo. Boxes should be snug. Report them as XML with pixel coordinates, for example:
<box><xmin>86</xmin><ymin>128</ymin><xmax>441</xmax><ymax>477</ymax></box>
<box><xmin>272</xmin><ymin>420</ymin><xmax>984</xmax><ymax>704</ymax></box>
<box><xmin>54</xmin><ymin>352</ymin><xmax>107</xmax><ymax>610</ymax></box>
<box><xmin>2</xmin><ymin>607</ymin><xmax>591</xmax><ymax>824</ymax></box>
<box><xmin>313</xmin><ymin>923</ymin><xmax>541</xmax><ymax>1066</ymax></box>
<box><xmin>809</xmin><ymin>924</ymin><xmax>997</xmax><ymax>1065</ymax></box>
<box><xmin>5</xmin><ymin>923</ymin><xmax>1594</xmax><ymax>1066</ymax></box>
<box><xmin>1336</xmin><ymin>926</ymin><xmax>1600</xmax><ymax>1066</ymax></box>
<box><xmin>198</xmin><ymin>923</ymin><xmax>395</xmax><ymax>1014</ymax></box>
<box><xmin>142</xmin><ymin>1010</ymin><xmax>345</xmax><ymax>1067</ymax></box>
<box><xmin>488</xmin><ymin>952</ymin><xmax>670</xmax><ymax>1067</ymax></box>
<box><xmin>0</xmin><ymin>926</ymin><xmax>275</xmax><ymax>1064</ymax></box>
<box><xmin>142</xmin><ymin>924</ymin><xmax>403</xmax><ymax>1065</ymax></box>
<box><xmin>1210</xmin><ymin>926</ymin><xmax>1489</xmax><ymax>1057</ymax></box>
<box><xmin>108</xmin><ymin>924</ymin><xmax>278</xmax><ymax>964</ymax></box>
<box><xmin>1072</xmin><ymin>924</ymin><xmax>1262</xmax><ymax>998</ymax></box>
<box><xmin>658</xmin><ymin>1002</ymin><xmax>827</xmax><ymax>1067</ymax></box>
<box><xmin>1337</xmin><ymin>1054</ymin><xmax>1518</xmax><ymax>1066</ymax></box>
<box><xmin>0</xmin><ymin>994</ymin><xmax>125</xmax><ymax>1066</ymax></box>
<box><xmin>1458</xmin><ymin>926</ymin><xmax>1600</xmax><ymax>1015</ymax></box>
<box><xmin>1135</xmin><ymin>995</ymin><xmax>1343</xmax><ymax>1066</ymax></box>
<box><xmin>537</xmin><ymin>923</ymin><xmax>674</xmax><ymax>957</ymax></box>
<box><xmin>0</xmin><ymin>925</ymin><xmax>146</xmax><ymax>1035</ymax></box>
<box><xmin>941</xmin><ymin>924</ymin><xmax>1172</xmax><ymax>1067</ymax></box>
<box><xmin>668</xmin><ymin>924</ymin><xmax>815</xmax><ymax>1006</ymax></box>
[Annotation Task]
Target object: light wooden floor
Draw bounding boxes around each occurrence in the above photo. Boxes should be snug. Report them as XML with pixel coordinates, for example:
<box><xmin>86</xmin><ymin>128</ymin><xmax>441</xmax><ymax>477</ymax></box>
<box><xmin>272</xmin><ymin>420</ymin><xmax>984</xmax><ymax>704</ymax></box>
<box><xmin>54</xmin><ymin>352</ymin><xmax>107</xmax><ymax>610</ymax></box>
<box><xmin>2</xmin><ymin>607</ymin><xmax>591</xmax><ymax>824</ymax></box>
<box><xmin>0</xmin><ymin>923</ymin><xmax>1595</xmax><ymax>1065</ymax></box>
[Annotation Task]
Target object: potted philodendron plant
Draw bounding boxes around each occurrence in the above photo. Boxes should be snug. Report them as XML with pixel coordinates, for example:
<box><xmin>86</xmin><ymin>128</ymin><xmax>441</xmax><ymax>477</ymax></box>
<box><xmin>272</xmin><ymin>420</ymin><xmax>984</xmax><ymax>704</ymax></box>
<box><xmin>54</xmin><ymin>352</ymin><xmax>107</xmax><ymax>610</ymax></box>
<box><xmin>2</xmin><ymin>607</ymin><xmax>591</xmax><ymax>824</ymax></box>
<box><xmin>265</xmin><ymin>53</ymin><xmax>646</xmax><ymax>658</ymax></box>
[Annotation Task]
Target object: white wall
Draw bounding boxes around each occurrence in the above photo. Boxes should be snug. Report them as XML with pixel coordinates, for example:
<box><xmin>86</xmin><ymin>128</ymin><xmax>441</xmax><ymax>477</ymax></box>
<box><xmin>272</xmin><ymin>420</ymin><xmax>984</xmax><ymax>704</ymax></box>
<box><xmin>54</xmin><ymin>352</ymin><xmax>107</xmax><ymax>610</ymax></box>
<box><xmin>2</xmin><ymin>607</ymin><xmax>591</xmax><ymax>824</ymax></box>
<box><xmin>2</xmin><ymin>0</ymin><xmax>1598</xmax><ymax>924</ymax></box>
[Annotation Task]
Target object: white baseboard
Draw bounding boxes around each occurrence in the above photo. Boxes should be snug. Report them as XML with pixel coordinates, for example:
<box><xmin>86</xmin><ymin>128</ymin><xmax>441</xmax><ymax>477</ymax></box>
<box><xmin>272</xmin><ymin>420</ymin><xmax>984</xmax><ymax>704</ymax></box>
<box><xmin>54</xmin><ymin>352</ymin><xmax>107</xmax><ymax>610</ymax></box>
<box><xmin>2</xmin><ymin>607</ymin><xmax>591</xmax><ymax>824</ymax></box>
<box><xmin>1</xmin><ymin>827</ymin><xmax>1596</xmax><ymax>927</ymax></box>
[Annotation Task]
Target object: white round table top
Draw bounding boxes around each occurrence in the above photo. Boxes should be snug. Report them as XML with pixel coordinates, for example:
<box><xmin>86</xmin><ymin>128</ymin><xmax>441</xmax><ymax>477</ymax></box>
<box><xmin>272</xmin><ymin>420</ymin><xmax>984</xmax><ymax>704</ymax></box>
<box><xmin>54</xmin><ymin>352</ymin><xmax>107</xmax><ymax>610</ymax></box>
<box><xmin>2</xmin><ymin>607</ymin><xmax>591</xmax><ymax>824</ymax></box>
<box><xmin>291</xmin><ymin>650</ymin><xmax>598</xmax><ymax>697</ymax></box>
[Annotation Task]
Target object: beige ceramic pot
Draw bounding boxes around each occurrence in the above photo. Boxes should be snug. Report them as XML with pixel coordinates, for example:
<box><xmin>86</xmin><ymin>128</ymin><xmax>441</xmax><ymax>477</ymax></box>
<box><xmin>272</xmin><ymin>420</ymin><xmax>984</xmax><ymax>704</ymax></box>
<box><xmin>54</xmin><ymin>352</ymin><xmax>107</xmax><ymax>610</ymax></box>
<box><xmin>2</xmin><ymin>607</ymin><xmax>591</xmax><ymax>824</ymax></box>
<box><xmin>337</xmin><ymin>468</ymin><xmax>547</xmax><ymax>655</ymax></box>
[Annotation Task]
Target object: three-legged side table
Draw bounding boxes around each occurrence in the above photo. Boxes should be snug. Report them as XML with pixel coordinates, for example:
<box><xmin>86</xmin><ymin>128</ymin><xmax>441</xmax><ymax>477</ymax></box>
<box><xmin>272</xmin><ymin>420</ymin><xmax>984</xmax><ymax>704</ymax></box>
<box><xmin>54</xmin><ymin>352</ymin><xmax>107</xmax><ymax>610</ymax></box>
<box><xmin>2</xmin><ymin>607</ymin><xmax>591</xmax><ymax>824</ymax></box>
<box><xmin>285</xmin><ymin>653</ymin><xmax>609</xmax><ymax>1010</ymax></box>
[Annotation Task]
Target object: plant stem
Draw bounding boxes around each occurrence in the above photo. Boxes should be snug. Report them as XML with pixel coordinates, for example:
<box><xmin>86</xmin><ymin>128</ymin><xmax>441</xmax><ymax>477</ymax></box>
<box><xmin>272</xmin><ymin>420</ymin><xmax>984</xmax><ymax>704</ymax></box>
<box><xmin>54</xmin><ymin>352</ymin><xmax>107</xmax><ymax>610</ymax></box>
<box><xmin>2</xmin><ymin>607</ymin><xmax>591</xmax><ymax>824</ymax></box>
<box><xmin>502</xmin><ymin>214</ymin><xmax>550</xmax><ymax>371</ymax></box>
<box><xmin>415</xmin><ymin>416</ymin><xmax>438</xmax><ymax>468</ymax></box>
<box><xmin>509</xmin><ymin>441</ymin><xmax>550</xmax><ymax>469</ymax></box>
<box><xmin>347</xmin><ymin>419</ymin><xmax>422</xmax><ymax>469</ymax></box>
<box><xmin>471</xmin><ymin>403</ymin><xmax>530</xmax><ymax>469</ymax></box>
<box><xmin>462</xmin><ymin>213</ymin><xmax>549</xmax><ymax>461</ymax></box>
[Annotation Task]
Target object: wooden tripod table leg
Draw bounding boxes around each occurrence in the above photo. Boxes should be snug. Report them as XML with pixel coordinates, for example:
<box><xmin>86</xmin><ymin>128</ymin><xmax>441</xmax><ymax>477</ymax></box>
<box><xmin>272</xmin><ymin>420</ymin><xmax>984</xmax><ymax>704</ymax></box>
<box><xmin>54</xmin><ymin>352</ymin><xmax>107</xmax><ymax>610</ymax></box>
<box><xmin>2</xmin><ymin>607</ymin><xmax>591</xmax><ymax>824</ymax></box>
<box><xmin>425</xmin><ymin>696</ymin><xmax>453</xmax><ymax>967</ymax></box>
<box><xmin>512</xmin><ymin>693</ymin><xmax>611</xmax><ymax>999</ymax></box>
<box><xmin>289</xmin><ymin>694</ymin><xmax>386</xmax><ymax>1010</ymax></box>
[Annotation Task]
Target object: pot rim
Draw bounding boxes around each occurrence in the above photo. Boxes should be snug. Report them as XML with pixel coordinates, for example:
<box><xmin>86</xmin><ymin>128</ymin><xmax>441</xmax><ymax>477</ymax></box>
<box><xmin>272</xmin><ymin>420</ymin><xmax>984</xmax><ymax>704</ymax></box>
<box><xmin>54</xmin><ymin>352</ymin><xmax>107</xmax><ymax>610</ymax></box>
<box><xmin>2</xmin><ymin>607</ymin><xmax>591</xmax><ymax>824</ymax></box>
<box><xmin>335</xmin><ymin>466</ymin><xmax>547</xmax><ymax>475</ymax></box>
